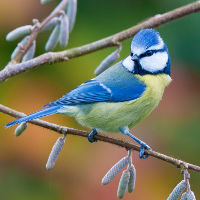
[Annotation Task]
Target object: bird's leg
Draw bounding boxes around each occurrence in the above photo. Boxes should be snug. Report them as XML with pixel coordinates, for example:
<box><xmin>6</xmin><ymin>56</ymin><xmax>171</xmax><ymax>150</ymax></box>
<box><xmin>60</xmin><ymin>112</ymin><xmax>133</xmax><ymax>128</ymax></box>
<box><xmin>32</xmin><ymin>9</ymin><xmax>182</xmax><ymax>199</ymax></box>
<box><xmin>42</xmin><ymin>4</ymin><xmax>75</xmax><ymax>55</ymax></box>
<box><xmin>120</xmin><ymin>127</ymin><xmax>151</xmax><ymax>159</ymax></box>
<box><xmin>88</xmin><ymin>128</ymin><xmax>98</xmax><ymax>143</ymax></box>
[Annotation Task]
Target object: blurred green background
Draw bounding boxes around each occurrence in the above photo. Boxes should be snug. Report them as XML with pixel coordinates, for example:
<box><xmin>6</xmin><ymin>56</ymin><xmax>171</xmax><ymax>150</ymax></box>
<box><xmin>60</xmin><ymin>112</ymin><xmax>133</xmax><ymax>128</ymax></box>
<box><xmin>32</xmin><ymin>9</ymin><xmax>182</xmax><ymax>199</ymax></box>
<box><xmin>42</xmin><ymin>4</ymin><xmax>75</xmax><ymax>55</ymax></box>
<box><xmin>0</xmin><ymin>0</ymin><xmax>200</xmax><ymax>199</ymax></box>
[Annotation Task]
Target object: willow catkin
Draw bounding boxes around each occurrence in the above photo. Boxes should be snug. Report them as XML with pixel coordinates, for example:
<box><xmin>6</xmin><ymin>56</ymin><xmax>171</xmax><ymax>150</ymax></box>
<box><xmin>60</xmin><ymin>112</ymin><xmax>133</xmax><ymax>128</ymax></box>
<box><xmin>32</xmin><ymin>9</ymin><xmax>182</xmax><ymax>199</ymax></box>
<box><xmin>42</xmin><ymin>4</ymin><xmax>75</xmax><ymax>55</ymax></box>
<box><xmin>127</xmin><ymin>164</ymin><xmax>136</xmax><ymax>193</ymax></box>
<box><xmin>94</xmin><ymin>48</ymin><xmax>121</xmax><ymax>75</ymax></box>
<box><xmin>117</xmin><ymin>169</ymin><xmax>130</xmax><ymax>199</ymax></box>
<box><xmin>40</xmin><ymin>0</ymin><xmax>56</xmax><ymax>4</ymax></box>
<box><xmin>102</xmin><ymin>156</ymin><xmax>128</xmax><ymax>185</ymax></box>
<box><xmin>11</xmin><ymin>36</ymin><xmax>29</xmax><ymax>59</ymax></box>
<box><xmin>45</xmin><ymin>24</ymin><xmax>60</xmax><ymax>51</ymax></box>
<box><xmin>14</xmin><ymin>122</ymin><xmax>27</xmax><ymax>136</ymax></box>
<box><xmin>46</xmin><ymin>136</ymin><xmax>66</xmax><ymax>170</ymax></box>
<box><xmin>59</xmin><ymin>14</ymin><xmax>69</xmax><ymax>47</ymax></box>
<box><xmin>22</xmin><ymin>40</ymin><xmax>36</xmax><ymax>62</ymax></box>
<box><xmin>41</xmin><ymin>17</ymin><xmax>59</xmax><ymax>32</ymax></box>
<box><xmin>167</xmin><ymin>180</ymin><xmax>187</xmax><ymax>200</ymax></box>
<box><xmin>180</xmin><ymin>191</ymin><xmax>196</xmax><ymax>200</ymax></box>
<box><xmin>6</xmin><ymin>25</ymin><xmax>32</xmax><ymax>41</ymax></box>
<box><xmin>66</xmin><ymin>0</ymin><xmax>77</xmax><ymax>32</ymax></box>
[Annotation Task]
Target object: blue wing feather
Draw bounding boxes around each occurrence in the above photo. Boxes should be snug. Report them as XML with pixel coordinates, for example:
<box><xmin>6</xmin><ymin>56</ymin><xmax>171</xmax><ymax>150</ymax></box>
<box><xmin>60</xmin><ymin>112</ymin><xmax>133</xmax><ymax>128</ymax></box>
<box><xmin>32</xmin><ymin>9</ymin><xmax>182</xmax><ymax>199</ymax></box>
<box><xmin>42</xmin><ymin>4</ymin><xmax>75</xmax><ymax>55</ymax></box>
<box><xmin>6</xmin><ymin>106</ymin><xmax>61</xmax><ymax>128</ymax></box>
<box><xmin>45</xmin><ymin>62</ymin><xmax>146</xmax><ymax>107</ymax></box>
<box><xmin>6</xmin><ymin>62</ymin><xmax>146</xmax><ymax>128</ymax></box>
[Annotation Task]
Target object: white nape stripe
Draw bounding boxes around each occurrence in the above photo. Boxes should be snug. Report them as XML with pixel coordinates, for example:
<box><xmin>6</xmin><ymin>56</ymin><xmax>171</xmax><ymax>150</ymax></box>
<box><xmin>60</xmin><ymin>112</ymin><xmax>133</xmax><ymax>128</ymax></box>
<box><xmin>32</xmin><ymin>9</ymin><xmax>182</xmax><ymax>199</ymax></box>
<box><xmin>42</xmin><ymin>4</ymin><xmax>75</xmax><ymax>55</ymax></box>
<box><xmin>140</xmin><ymin>52</ymin><xmax>168</xmax><ymax>73</ymax></box>
<box><xmin>122</xmin><ymin>56</ymin><xmax>134</xmax><ymax>72</ymax></box>
<box><xmin>147</xmin><ymin>37</ymin><xmax>164</xmax><ymax>51</ymax></box>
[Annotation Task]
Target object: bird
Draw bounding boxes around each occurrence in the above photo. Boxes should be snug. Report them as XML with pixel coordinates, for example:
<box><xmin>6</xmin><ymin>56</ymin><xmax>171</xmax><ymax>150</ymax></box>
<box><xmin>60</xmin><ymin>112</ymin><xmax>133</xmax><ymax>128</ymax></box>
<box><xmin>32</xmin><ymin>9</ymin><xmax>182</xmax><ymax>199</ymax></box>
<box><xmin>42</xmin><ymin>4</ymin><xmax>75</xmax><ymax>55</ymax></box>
<box><xmin>6</xmin><ymin>28</ymin><xmax>171</xmax><ymax>159</ymax></box>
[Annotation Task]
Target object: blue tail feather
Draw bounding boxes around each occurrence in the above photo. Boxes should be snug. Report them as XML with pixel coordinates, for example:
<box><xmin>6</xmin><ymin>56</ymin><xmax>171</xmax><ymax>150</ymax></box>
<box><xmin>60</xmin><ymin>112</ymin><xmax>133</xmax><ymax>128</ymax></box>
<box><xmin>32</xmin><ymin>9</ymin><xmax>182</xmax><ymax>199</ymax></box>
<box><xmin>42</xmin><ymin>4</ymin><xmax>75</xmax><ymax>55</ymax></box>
<box><xmin>6</xmin><ymin>106</ymin><xmax>61</xmax><ymax>128</ymax></box>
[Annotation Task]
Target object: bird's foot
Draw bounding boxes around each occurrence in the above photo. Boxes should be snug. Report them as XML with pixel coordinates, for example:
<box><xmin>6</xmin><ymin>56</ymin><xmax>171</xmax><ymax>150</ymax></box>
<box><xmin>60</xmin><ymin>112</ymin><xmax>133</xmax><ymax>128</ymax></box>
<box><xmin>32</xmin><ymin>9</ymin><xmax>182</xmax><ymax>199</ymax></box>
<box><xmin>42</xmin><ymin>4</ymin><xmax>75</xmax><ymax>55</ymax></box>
<box><xmin>88</xmin><ymin>128</ymin><xmax>98</xmax><ymax>143</ymax></box>
<box><xmin>139</xmin><ymin>142</ymin><xmax>151</xmax><ymax>159</ymax></box>
<box><xmin>120</xmin><ymin>126</ymin><xmax>151</xmax><ymax>159</ymax></box>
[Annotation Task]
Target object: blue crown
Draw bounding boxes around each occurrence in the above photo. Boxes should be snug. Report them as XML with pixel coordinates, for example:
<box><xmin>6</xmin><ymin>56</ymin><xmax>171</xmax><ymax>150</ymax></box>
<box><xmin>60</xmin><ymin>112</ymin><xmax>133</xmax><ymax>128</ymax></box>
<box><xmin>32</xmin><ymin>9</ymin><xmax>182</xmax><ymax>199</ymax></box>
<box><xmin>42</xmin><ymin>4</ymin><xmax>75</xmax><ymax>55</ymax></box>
<box><xmin>131</xmin><ymin>29</ymin><xmax>161</xmax><ymax>50</ymax></box>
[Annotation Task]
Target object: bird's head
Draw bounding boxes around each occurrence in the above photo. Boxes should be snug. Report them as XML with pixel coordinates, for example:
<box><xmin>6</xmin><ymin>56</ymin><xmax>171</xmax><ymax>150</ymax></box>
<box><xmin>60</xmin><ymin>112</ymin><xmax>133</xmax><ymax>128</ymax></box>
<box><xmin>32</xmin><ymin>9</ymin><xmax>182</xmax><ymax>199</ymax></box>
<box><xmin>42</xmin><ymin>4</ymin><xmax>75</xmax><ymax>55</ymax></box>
<box><xmin>122</xmin><ymin>29</ymin><xmax>170</xmax><ymax>75</ymax></box>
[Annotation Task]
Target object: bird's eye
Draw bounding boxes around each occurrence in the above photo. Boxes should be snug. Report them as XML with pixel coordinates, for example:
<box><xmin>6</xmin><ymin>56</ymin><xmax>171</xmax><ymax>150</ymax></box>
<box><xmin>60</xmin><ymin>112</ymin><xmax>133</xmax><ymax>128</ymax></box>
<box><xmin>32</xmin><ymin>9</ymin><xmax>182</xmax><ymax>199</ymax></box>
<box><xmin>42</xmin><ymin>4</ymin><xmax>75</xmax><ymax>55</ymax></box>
<box><xmin>145</xmin><ymin>50</ymin><xmax>153</xmax><ymax>56</ymax></box>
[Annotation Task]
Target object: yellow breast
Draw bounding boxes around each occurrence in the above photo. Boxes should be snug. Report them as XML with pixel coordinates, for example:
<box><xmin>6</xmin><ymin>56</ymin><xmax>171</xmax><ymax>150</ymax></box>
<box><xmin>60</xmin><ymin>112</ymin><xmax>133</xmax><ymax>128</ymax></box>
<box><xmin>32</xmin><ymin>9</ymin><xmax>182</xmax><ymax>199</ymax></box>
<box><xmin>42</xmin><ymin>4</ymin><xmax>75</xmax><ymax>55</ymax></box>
<box><xmin>126</xmin><ymin>74</ymin><xmax>172</xmax><ymax>128</ymax></box>
<box><xmin>135</xmin><ymin>74</ymin><xmax>172</xmax><ymax>107</ymax></box>
<box><xmin>73</xmin><ymin>74</ymin><xmax>171</xmax><ymax>132</ymax></box>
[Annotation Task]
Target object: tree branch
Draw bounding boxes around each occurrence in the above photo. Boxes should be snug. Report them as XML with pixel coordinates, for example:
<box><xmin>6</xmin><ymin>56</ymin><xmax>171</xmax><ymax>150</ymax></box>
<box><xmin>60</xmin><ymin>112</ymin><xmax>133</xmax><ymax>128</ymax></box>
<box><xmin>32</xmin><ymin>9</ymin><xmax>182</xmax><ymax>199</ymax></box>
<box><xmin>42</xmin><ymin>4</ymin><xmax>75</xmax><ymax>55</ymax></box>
<box><xmin>0</xmin><ymin>1</ymin><xmax>200</xmax><ymax>83</ymax></box>
<box><xmin>1</xmin><ymin>103</ymin><xmax>200</xmax><ymax>173</ymax></box>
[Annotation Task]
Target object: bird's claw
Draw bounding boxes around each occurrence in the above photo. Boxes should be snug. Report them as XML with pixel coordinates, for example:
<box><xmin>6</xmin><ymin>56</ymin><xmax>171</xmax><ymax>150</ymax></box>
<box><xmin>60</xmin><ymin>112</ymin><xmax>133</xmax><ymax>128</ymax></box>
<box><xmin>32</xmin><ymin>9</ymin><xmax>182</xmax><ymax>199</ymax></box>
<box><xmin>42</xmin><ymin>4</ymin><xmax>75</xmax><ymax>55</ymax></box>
<box><xmin>88</xmin><ymin>128</ymin><xmax>98</xmax><ymax>143</ymax></box>
<box><xmin>139</xmin><ymin>142</ymin><xmax>151</xmax><ymax>159</ymax></box>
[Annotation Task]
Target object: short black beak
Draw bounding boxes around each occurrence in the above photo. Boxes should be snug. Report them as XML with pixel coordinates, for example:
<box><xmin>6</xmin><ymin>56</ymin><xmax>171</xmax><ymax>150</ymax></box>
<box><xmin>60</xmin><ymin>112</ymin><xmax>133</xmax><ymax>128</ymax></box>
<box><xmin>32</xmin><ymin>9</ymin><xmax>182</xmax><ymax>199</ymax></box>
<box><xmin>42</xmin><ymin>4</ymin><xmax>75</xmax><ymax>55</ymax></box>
<box><xmin>131</xmin><ymin>54</ymin><xmax>139</xmax><ymax>61</ymax></box>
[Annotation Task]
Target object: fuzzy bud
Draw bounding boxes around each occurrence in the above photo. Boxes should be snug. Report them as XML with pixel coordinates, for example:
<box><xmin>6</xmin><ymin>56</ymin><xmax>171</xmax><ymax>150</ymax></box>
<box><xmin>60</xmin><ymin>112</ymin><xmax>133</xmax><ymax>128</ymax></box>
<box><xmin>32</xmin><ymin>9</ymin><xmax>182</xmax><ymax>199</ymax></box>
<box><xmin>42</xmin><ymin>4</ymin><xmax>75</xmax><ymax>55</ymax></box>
<box><xmin>167</xmin><ymin>180</ymin><xmax>187</xmax><ymax>200</ymax></box>
<box><xmin>40</xmin><ymin>0</ymin><xmax>56</xmax><ymax>4</ymax></box>
<box><xmin>14</xmin><ymin>122</ymin><xmax>27</xmax><ymax>136</ymax></box>
<box><xmin>6</xmin><ymin>25</ymin><xmax>32</xmax><ymax>42</ymax></box>
<box><xmin>22</xmin><ymin>40</ymin><xmax>36</xmax><ymax>62</ymax></box>
<box><xmin>117</xmin><ymin>169</ymin><xmax>130</xmax><ymax>199</ymax></box>
<box><xmin>128</xmin><ymin>164</ymin><xmax>136</xmax><ymax>193</ymax></box>
<box><xmin>41</xmin><ymin>17</ymin><xmax>60</xmax><ymax>32</ymax></box>
<box><xmin>45</xmin><ymin>24</ymin><xmax>60</xmax><ymax>51</ymax></box>
<box><xmin>102</xmin><ymin>156</ymin><xmax>128</xmax><ymax>185</ymax></box>
<box><xmin>46</xmin><ymin>136</ymin><xmax>66</xmax><ymax>170</ymax></box>
<box><xmin>11</xmin><ymin>36</ymin><xmax>29</xmax><ymax>60</ymax></box>
<box><xmin>180</xmin><ymin>191</ymin><xmax>196</xmax><ymax>200</ymax></box>
<box><xmin>94</xmin><ymin>47</ymin><xmax>121</xmax><ymax>75</ymax></box>
<box><xmin>66</xmin><ymin>0</ymin><xmax>77</xmax><ymax>32</ymax></box>
<box><xmin>59</xmin><ymin>14</ymin><xmax>69</xmax><ymax>47</ymax></box>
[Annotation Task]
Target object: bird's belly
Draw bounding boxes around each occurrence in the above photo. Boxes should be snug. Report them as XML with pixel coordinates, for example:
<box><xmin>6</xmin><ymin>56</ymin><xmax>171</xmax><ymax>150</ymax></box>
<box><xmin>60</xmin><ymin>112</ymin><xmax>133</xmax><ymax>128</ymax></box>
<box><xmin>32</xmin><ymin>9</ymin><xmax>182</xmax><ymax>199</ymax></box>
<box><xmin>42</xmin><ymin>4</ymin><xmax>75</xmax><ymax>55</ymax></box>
<box><xmin>75</xmin><ymin>99</ymin><xmax>153</xmax><ymax>132</ymax></box>
<box><xmin>74</xmin><ymin>74</ymin><xmax>171</xmax><ymax>132</ymax></box>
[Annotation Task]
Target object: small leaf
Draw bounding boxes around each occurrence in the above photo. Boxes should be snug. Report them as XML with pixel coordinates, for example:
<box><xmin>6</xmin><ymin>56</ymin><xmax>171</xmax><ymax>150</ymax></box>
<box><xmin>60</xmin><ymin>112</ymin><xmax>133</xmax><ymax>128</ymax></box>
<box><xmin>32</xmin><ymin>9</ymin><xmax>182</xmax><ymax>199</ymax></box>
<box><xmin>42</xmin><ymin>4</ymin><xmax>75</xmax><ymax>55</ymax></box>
<box><xmin>11</xmin><ymin>36</ymin><xmax>29</xmax><ymax>60</ymax></box>
<box><xmin>6</xmin><ymin>25</ymin><xmax>32</xmax><ymax>42</ymax></box>
<box><xmin>66</xmin><ymin>0</ymin><xmax>77</xmax><ymax>32</ymax></box>
<box><xmin>94</xmin><ymin>47</ymin><xmax>121</xmax><ymax>75</ymax></box>
<box><xmin>180</xmin><ymin>191</ymin><xmax>196</xmax><ymax>200</ymax></box>
<box><xmin>41</xmin><ymin>17</ymin><xmax>60</xmax><ymax>32</ymax></box>
<box><xmin>102</xmin><ymin>156</ymin><xmax>128</xmax><ymax>185</ymax></box>
<box><xmin>117</xmin><ymin>169</ymin><xmax>130</xmax><ymax>199</ymax></box>
<box><xmin>59</xmin><ymin>14</ymin><xmax>69</xmax><ymax>47</ymax></box>
<box><xmin>14</xmin><ymin>122</ymin><xmax>27</xmax><ymax>136</ymax></box>
<box><xmin>46</xmin><ymin>136</ymin><xmax>66</xmax><ymax>170</ymax></box>
<box><xmin>40</xmin><ymin>0</ymin><xmax>56</xmax><ymax>4</ymax></box>
<box><xmin>167</xmin><ymin>180</ymin><xmax>187</xmax><ymax>200</ymax></box>
<box><xmin>45</xmin><ymin>24</ymin><xmax>60</xmax><ymax>51</ymax></box>
<box><xmin>127</xmin><ymin>164</ymin><xmax>136</xmax><ymax>193</ymax></box>
<box><xmin>22</xmin><ymin>40</ymin><xmax>36</xmax><ymax>62</ymax></box>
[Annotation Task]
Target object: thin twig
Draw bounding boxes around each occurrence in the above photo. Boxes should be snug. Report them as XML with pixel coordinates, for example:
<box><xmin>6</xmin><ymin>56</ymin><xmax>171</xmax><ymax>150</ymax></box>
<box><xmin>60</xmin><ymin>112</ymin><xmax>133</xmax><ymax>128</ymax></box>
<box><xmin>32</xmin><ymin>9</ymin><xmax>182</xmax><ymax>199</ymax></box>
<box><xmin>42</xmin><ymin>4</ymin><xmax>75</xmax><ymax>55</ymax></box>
<box><xmin>0</xmin><ymin>1</ymin><xmax>200</xmax><ymax>83</ymax></box>
<box><xmin>1</xmin><ymin>103</ymin><xmax>200</xmax><ymax>173</ymax></box>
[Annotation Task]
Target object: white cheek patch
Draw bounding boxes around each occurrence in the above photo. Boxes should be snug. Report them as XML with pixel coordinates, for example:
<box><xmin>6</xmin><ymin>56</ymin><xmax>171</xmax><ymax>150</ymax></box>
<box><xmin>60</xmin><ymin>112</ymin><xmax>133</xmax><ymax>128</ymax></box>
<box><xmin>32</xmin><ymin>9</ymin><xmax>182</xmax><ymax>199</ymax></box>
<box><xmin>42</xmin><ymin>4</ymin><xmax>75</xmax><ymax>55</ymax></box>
<box><xmin>140</xmin><ymin>52</ymin><xmax>168</xmax><ymax>73</ymax></box>
<box><xmin>122</xmin><ymin>55</ymin><xmax>135</xmax><ymax>72</ymax></box>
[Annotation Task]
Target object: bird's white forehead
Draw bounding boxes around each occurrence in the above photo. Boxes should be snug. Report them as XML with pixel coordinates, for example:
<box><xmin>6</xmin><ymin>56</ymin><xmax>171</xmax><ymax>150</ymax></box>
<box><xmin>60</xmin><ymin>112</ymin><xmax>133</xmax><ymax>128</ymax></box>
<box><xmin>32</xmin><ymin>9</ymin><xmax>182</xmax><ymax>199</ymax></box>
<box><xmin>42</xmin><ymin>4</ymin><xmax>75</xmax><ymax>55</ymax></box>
<box><xmin>131</xmin><ymin>36</ymin><xmax>164</xmax><ymax>55</ymax></box>
<box><xmin>131</xmin><ymin>46</ymin><xmax>145</xmax><ymax>55</ymax></box>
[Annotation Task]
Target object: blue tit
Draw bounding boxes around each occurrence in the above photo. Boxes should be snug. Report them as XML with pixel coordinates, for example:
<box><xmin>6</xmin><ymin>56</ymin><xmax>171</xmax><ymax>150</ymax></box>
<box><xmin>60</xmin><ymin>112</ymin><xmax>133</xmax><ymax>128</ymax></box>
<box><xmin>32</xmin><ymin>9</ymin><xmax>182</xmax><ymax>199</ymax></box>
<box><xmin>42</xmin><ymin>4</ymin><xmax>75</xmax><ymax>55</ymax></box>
<box><xmin>6</xmin><ymin>29</ymin><xmax>171</xmax><ymax>159</ymax></box>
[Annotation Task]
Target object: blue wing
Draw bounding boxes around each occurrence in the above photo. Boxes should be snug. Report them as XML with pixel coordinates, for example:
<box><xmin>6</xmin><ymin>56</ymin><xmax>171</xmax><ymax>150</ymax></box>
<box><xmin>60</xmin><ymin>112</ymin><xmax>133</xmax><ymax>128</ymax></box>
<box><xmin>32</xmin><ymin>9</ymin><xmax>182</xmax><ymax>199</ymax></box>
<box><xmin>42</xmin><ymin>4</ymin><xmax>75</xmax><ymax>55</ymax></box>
<box><xmin>45</xmin><ymin>63</ymin><xmax>146</xmax><ymax>107</ymax></box>
<box><xmin>6</xmin><ymin>62</ymin><xmax>146</xmax><ymax>128</ymax></box>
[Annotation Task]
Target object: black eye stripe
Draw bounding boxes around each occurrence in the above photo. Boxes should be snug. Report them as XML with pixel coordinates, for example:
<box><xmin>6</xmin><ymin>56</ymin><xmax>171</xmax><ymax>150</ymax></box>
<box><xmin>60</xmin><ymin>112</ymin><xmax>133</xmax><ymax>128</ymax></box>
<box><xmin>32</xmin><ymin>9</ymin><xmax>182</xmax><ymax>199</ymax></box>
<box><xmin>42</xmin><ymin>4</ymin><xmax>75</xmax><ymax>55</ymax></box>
<box><xmin>140</xmin><ymin>50</ymin><xmax>154</xmax><ymax>58</ymax></box>
<box><xmin>139</xmin><ymin>48</ymin><xmax>166</xmax><ymax>58</ymax></box>
<box><xmin>130</xmin><ymin>48</ymin><xmax>166</xmax><ymax>59</ymax></box>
